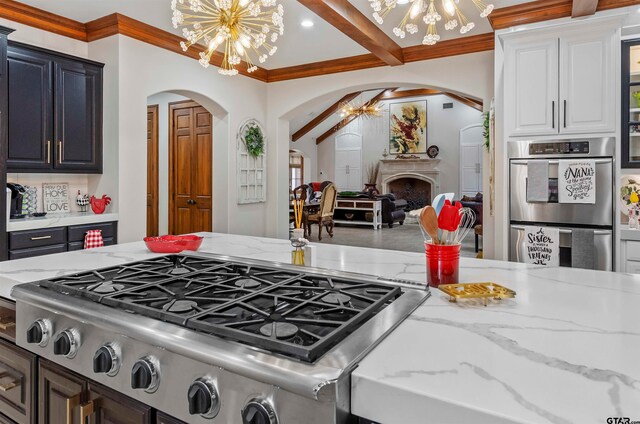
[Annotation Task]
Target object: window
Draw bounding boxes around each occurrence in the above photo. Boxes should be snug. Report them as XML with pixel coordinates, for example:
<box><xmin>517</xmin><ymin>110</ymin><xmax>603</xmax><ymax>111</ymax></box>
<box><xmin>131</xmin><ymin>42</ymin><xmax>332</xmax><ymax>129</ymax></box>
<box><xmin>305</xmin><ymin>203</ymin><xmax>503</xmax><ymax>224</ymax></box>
<box><xmin>289</xmin><ymin>151</ymin><xmax>304</xmax><ymax>191</ymax></box>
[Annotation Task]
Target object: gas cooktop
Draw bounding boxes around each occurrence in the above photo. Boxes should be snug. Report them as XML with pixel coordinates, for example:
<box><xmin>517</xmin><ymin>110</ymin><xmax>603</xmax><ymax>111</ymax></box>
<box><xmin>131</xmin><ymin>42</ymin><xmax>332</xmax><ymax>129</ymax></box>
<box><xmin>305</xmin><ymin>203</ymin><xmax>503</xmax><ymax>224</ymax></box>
<box><xmin>37</xmin><ymin>254</ymin><xmax>404</xmax><ymax>362</ymax></box>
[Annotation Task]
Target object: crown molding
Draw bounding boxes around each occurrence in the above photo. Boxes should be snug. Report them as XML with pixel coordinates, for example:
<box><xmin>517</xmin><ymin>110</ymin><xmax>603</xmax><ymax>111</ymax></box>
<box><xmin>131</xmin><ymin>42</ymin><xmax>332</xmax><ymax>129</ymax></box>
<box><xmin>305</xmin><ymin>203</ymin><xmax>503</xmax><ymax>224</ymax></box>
<box><xmin>489</xmin><ymin>0</ymin><xmax>640</xmax><ymax>30</ymax></box>
<box><xmin>0</xmin><ymin>0</ymin><xmax>87</xmax><ymax>40</ymax></box>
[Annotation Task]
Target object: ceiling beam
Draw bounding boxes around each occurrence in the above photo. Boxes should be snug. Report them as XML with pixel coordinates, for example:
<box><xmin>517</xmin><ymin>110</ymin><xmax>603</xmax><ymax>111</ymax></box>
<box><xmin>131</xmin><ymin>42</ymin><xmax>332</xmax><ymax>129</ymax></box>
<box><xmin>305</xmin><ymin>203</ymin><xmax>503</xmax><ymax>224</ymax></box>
<box><xmin>291</xmin><ymin>91</ymin><xmax>363</xmax><ymax>142</ymax></box>
<box><xmin>316</xmin><ymin>88</ymin><xmax>397</xmax><ymax>145</ymax></box>
<box><xmin>445</xmin><ymin>93</ymin><xmax>483</xmax><ymax>111</ymax></box>
<box><xmin>572</xmin><ymin>0</ymin><xmax>599</xmax><ymax>17</ymax></box>
<box><xmin>379</xmin><ymin>88</ymin><xmax>442</xmax><ymax>100</ymax></box>
<box><xmin>296</xmin><ymin>0</ymin><xmax>404</xmax><ymax>66</ymax></box>
<box><xmin>380</xmin><ymin>88</ymin><xmax>483</xmax><ymax>110</ymax></box>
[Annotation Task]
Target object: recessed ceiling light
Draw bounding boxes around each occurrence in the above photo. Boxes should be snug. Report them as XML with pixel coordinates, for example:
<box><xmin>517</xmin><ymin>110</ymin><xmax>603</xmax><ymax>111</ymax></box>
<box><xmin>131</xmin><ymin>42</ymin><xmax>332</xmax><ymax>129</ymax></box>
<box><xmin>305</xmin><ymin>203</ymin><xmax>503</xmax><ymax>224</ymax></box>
<box><xmin>397</xmin><ymin>0</ymin><xmax>410</xmax><ymax>4</ymax></box>
<box><xmin>301</xmin><ymin>19</ymin><xmax>314</xmax><ymax>27</ymax></box>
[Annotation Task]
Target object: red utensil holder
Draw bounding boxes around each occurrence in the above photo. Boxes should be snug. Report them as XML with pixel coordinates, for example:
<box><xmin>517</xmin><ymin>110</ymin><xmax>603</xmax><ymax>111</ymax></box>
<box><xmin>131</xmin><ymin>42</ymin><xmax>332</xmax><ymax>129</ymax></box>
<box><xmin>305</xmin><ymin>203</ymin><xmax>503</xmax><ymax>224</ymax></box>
<box><xmin>425</xmin><ymin>242</ymin><xmax>461</xmax><ymax>288</ymax></box>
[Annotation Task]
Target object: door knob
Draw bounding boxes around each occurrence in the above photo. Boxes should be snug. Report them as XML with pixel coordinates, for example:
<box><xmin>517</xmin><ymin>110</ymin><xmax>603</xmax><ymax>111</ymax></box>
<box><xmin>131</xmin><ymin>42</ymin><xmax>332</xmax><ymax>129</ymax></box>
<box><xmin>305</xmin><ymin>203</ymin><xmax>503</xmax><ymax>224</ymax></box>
<box><xmin>187</xmin><ymin>199</ymin><xmax>196</xmax><ymax>205</ymax></box>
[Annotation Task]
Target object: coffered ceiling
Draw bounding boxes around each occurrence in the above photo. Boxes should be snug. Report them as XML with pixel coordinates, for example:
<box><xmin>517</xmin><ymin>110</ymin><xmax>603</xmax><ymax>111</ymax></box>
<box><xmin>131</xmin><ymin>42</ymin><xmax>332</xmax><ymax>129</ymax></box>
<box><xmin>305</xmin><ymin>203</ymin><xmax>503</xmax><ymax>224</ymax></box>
<box><xmin>14</xmin><ymin>0</ymin><xmax>524</xmax><ymax>68</ymax></box>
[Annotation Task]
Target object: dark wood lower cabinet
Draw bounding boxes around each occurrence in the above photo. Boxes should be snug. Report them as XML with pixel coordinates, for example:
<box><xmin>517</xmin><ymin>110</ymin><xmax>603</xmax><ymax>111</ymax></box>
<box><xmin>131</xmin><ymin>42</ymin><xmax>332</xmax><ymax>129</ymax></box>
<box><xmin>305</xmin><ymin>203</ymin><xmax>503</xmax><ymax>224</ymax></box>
<box><xmin>38</xmin><ymin>359</ymin><xmax>171</xmax><ymax>424</ymax></box>
<box><xmin>38</xmin><ymin>360</ymin><xmax>85</xmax><ymax>424</ymax></box>
<box><xmin>0</xmin><ymin>339</ymin><xmax>35</xmax><ymax>424</ymax></box>
<box><xmin>85</xmin><ymin>384</ymin><xmax>151</xmax><ymax>424</ymax></box>
<box><xmin>155</xmin><ymin>413</ymin><xmax>186</xmax><ymax>424</ymax></box>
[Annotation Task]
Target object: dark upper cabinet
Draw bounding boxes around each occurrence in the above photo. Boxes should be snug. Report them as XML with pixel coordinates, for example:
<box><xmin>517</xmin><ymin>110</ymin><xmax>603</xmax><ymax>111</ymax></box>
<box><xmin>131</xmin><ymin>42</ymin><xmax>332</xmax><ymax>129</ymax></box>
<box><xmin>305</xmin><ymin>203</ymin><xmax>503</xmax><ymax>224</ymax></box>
<box><xmin>54</xmin><ymin>58</ymin><xmax>102</xmax><ymax>172</ymax></box>
<box><xmin>7</xmin><ymin>45</ymin><xmax>53</xmax><ymax>170</ymax></box>
<box><xmin>7</xmin><ymin>42</ymin><xmax>104</xmax><ymax>173</ymax></box>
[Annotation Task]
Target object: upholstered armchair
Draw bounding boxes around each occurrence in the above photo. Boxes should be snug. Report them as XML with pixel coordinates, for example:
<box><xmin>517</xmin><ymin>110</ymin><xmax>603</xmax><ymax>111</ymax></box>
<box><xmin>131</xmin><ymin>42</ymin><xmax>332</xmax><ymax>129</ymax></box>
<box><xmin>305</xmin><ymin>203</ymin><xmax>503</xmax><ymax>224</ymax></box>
<box><xmin>306</xmin><ymin>183</ymin><xmax>337</xmax><ymax>240</ymax></box>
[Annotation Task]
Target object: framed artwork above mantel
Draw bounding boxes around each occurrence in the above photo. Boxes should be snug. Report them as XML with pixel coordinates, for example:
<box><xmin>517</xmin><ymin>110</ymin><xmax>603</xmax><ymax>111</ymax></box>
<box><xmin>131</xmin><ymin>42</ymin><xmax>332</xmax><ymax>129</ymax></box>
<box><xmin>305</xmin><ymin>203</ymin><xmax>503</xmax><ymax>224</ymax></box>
<box><xmin>389</xmin><ymin>100</ymin><xmax>427</xmax><ymax>155</ymax></box>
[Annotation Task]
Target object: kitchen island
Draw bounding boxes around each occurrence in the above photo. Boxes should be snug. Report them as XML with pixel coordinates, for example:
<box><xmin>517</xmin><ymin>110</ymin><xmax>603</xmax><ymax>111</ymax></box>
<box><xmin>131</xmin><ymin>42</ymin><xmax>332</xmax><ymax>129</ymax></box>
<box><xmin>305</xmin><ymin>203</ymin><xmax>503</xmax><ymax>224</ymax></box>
<box><xmin>0</xmin><ymin>232</ymin><xmax>638</xmax><ymax>424</ymax></box>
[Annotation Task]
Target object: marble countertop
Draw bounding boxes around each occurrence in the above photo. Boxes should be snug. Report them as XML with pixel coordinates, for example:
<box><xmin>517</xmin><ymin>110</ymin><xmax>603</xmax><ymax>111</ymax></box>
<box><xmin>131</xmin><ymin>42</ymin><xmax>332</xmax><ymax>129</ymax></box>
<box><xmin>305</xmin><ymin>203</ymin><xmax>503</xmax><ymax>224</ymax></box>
<box><xmin>0</xmin><ymin>233</ymin><xmax>638</xmax><ymax>423</ymax></box>
<box><xmin>7</xmin><ymin>212</ymin><xmax>119</xmax><ymax>232</ymax></box>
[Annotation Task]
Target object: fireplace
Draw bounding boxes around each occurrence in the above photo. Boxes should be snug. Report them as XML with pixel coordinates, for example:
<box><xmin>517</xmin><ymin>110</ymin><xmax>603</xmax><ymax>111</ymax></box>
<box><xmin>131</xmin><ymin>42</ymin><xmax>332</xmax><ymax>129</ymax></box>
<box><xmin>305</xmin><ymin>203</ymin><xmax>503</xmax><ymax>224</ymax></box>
<box><xmin>388</xmin><ymin>178</ymin><xmax>432</xmax><ymax>210</ymax></box>
<box><xmin>379</xmin><ymin>159</ymin><xmax>441</xmax><ymax>210</ymax></box>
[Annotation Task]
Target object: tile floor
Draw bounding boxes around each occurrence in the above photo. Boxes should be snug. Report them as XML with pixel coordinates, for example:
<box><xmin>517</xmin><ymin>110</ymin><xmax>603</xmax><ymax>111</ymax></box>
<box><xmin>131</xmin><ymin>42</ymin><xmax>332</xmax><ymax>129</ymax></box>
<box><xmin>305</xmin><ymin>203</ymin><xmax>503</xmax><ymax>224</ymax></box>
<box><xmin>306</xmin><ymin>222</ymin><xmax>480</xmax><ymax>258</ymax></box>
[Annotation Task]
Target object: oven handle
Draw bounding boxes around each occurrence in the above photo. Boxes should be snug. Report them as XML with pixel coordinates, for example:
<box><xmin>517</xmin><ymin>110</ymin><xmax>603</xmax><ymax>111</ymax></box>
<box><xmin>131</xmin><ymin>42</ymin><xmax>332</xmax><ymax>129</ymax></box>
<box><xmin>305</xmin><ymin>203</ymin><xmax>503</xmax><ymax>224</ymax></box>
<box><xmin>510</xmin><ymin>159</ymin><xmax>612</xmax><ymax>165</ymax></box>
<box><xmin>510</xmin><ymin>225</ymin><xmax>611</xmax><ymax>235</ymax></box>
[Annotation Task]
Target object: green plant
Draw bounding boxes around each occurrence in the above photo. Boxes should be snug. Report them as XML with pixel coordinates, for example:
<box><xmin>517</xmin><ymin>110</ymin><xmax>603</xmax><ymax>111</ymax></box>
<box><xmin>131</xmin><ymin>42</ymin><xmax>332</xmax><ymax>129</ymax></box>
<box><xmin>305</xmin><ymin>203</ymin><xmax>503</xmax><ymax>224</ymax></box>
<box><xmin>244</xmin><ymin>124</ymin><xmax>264</xmax><ymax>157</ymax></box>
<box><xmin>483</xmin><ymin>111</ymin><xmax>490</xmax><ymax>152</ymax></box>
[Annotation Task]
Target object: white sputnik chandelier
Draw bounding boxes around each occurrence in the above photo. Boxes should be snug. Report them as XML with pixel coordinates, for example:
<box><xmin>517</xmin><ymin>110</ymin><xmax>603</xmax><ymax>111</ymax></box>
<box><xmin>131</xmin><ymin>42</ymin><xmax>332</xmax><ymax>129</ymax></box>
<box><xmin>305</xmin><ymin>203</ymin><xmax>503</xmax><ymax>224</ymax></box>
<box><xmin>368</xmin><ymin>0</ymin><xmax>493</xmax><ymax>46</ymax></box>
<box><xmin>172</xmin><ymin>0</ymin><xmax>284</xmax><ymax>76</ymax></box>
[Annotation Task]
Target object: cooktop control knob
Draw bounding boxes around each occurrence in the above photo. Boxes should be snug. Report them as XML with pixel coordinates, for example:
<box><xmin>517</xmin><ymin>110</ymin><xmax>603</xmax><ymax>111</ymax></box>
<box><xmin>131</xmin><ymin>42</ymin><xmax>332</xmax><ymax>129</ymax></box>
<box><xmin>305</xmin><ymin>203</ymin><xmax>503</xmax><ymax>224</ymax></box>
<box><xmin>26</xmin><ymin>319</ymin><xmax>51</xmax><ymax>347</ymax></box>
<box><xmin>93</xmin><ymin>344</ymin><xmax>120</xmax><ymax>376</ymax></box>
<box><xmin>241</xmin><ymin>398</ymin><xmax>278</xmax><ymax>424</ymax></box>
<box><xmin>187</xmin><ymin>378</ymin><xmax>220</xmax><ymax>418</ymax></box>
<box><xmin>131</xmin><ymin>357</ymin><xmax>160</xmax><ymax>393</ymax></box>
<box><xmin>53</xmin><ymin>329</ymin><xmax>79</xmax><ymax>358</ymax></box>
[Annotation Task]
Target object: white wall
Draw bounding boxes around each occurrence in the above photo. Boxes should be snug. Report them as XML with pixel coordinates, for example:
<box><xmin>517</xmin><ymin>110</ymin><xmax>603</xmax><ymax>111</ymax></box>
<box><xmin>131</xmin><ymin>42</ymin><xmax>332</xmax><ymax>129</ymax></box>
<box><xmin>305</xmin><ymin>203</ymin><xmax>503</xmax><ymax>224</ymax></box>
<box><xmin>146</xmin><ymin>92</ymin><xmax>189</xmax><ymax>235</ymax></box>
<box><xmin>267</xmin><ymin>51</ymin><xmax>494</xmax><ymax>242</ymax></box>
<box><xmin>97</xmin><ymin>35</ymin><xmax>268</xmax><ymax>243</ymax></box>
<box><xmin>315</xmin><ymin>94</ymin><xmax>483</xmax><ymax>195</ymax></box>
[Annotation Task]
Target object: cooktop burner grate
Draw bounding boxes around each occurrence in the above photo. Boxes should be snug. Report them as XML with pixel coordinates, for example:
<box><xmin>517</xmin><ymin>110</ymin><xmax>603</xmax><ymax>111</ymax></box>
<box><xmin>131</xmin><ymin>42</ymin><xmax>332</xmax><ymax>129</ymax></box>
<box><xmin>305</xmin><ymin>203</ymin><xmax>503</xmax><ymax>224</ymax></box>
<box><xmin>38</xmin><ymin>254</ymin><xmax>403</xmax><ymax>362</ymax></box>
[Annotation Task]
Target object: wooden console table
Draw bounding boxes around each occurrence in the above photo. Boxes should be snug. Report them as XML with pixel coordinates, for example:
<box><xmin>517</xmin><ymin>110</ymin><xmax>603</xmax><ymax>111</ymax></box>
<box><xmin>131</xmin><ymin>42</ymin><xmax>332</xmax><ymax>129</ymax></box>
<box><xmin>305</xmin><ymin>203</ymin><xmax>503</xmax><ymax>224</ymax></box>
<box><xmin>334</xmin><ymin>199</ymin><xmax>382</xmax><ymax>230</ymax></box>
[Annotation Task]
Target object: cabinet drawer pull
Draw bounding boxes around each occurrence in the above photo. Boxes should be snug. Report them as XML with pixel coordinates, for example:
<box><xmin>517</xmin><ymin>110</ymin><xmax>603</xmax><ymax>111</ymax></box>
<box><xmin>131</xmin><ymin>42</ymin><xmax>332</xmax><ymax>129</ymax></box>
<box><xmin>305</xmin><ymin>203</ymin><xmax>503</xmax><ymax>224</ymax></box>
<box><xmin>30</xmin><ymin>235</ymin><xmax>52</xmax><ymax>241</ymax></box>
<box><xmin>80</xmin><ymin>400</ymin><xmax>95</xmax><ymax>422</ymax></box>
<box><xmin>0</xmin><ymin>371</ymin><xmax>18</xmax><ymax>392</ymax></box>
<box><xmin>563</xmin><ymin>100</ymin><xmax>567</xmax><ymax>128</ymax></box>
<box><xmin>46</xmin><ymin>140</ymin><xmax>51</xmax><ymax>164</ymax></box>
<box><xmin>66</xmin><ymin>393</ymin><xmax>80</xmax><ymax>424</ymax></box>
<box><xmin>58</xmin><ymin>141</ymin><xmax>63</xmax><ymax>165</ymax></box>
<box><xmin>552</xmin><ymin>101</ymin><xmax>555</xmax><ymax>128</ymax></box>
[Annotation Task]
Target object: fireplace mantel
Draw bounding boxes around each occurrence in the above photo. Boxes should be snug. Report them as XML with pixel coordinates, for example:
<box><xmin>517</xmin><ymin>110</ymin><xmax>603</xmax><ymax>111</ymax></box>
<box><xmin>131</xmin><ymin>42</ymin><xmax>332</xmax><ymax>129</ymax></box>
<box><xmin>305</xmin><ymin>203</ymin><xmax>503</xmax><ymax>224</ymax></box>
<box><xmin>378</xmin><ymin>158</ymin><xmax>441</xmax><ymax>197</ymax></box>
<box><xmin>380</xmin><ymin>158</ymin><xmax>441</xmax><ymax>165</ymax></box>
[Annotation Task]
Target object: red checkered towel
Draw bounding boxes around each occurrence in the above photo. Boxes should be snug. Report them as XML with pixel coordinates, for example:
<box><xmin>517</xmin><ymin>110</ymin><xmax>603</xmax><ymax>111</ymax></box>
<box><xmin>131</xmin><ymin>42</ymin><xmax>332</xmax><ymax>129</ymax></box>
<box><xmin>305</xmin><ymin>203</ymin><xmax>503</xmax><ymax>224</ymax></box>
<box><xmin>84</xmin><ymin>229</ymin><xmax>104</xmax><ymax>249</ymax></box>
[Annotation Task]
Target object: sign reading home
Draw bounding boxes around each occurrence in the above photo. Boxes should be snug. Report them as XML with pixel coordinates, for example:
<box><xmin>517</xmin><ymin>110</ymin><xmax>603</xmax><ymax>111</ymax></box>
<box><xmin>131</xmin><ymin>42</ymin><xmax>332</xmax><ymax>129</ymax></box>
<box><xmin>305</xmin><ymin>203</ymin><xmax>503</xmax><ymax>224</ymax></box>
<box><xmin>524</xmin><ymin>226</ymin><xmax>559</xmax><ymax>267</ymax></box>
<box><xmin>42</xmin><ymin>183</ymin><xmax>70</xmax><ymax>214</ymax></box>
<box><xmin>559</xmin><ymin>160</ymin><xmax>596</xmax><ymax>204</ymax></box>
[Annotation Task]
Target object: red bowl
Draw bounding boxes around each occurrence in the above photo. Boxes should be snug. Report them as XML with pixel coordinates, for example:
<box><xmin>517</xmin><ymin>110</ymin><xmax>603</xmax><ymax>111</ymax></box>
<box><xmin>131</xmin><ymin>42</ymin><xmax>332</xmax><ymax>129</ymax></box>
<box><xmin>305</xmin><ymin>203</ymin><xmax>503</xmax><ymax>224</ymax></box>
<box><xmin>177</xmin><ymin>234</ymin><xmax>204</xmax><ymax>251</ymax></box>
<box><xmin>143</xmin><ymin>235</ymin><xmax>203</xmax><ymax>253</ymax></box>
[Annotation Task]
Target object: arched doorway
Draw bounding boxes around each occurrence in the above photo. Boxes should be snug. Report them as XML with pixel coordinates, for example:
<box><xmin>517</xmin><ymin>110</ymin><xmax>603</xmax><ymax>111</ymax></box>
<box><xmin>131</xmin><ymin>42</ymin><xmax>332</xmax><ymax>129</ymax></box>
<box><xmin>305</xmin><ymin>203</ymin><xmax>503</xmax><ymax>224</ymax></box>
<box><xmin>146</xmin><ymin>91</ymin><xmax>220</xmax><ymax>236</ymax></box>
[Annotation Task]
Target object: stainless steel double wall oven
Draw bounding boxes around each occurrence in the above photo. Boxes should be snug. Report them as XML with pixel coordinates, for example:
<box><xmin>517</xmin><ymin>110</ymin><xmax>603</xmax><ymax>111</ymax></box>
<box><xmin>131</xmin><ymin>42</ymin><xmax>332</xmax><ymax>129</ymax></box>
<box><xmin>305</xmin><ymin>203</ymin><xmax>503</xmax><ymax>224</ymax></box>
<box><xmin>508</xmin><ymin>138</ymin><xmax>615</xmax><ymax>271</ymax></box>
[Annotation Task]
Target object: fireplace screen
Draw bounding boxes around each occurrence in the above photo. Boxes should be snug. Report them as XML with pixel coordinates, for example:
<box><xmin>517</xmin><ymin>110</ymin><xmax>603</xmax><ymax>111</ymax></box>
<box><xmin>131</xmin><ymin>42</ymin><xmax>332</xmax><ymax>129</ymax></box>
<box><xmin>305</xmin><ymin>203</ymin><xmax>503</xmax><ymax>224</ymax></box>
<box><xmin>388</xmin><ymin>178</ymin><xmax>432</xmax><ymax>210</ymax></box>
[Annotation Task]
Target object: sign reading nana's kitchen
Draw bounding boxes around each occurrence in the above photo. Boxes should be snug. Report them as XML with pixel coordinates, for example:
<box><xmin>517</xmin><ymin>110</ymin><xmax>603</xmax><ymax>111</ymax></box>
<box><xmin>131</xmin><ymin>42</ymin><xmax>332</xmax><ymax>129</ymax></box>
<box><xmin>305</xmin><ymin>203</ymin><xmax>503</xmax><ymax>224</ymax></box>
<box><xmin>559</xmin><ymin>160</ymin><xmax>596</xmax><ymax>204</ymax></box>
<box><xmin>524</xmin><ymin>226</ymin><xmax>559</xmax><ymax>267</ymax></box>
<box><xmin>42</xmin><ymin>183</ymin><xmax>70</xmax><ymax>214</ymax></box>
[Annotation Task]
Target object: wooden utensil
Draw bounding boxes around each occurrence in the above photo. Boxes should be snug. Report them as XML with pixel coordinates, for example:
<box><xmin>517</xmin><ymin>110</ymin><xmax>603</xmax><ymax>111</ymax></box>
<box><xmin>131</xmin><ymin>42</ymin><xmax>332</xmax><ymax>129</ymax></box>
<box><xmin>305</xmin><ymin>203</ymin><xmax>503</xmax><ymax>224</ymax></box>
<box><xmin>420</xmin><ymin>206</ymin><xmax>440</xmax><ymax>245</ymax></box>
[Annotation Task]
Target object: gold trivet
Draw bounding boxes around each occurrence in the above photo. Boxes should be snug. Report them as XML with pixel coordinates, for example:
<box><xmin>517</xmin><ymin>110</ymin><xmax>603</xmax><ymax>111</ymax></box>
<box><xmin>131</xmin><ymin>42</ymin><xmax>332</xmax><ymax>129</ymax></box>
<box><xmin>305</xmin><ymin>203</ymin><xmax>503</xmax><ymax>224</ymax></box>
<box><xmin>438</xmin><ymin>282</ymin><xmax>516</xmax><ymax>306</ymax></box>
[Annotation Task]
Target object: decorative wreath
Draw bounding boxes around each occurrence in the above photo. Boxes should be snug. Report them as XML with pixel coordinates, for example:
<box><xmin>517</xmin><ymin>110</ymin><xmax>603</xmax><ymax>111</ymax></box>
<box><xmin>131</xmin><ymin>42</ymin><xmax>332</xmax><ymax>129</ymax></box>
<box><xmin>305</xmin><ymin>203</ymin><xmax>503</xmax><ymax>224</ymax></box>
<box><xmin>244</xmin><ymin>123</ymin><xmax>265</xmax><ymax>158</ymax></box>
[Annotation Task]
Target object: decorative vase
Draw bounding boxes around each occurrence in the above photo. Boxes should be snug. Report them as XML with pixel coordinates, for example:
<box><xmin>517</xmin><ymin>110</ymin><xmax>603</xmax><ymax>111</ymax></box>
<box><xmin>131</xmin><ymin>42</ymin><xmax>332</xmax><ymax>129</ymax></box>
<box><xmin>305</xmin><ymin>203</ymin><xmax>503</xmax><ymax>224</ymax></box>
<box><xmin>364</xmin><ymin>183</ymin><xmax>379</xmax><ymax>197</ymax></box>
<box><xmin>291</xmin><ymin>228</ymin><xmax>304</xmax><ymax>241</ymax></box>
<box><xmin>633</xmin><ymin>91</ymin><xmax>640</xmax><ymax>108</ymax></box>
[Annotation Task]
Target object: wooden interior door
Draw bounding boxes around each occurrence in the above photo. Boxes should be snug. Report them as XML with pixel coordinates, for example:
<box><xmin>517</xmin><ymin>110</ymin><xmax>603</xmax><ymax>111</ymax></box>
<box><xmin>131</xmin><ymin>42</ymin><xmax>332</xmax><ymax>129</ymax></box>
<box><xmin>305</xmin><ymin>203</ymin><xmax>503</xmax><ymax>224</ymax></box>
<box><xmin>146</xmin><ymin>105</ymin><xmax>159</xmax><ymax>236</ymax></box>
<box><xmin>169</xmin><ymin>101</ymin><xmax>213</xmax><ymax>235</ymax></box>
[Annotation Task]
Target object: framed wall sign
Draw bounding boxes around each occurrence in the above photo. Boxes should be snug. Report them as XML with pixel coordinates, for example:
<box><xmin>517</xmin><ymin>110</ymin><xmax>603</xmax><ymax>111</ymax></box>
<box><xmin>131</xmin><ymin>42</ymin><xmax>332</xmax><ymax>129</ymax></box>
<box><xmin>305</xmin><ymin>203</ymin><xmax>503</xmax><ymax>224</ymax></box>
<box><xmin>42</xmin><ymin>183</ymin><xmax>70</xmax><ymax>214</ymax></box>
<box><xmin>389</xmin><ymin>100</ymin><xmax>427</xmax><ymax>154</ymax></box>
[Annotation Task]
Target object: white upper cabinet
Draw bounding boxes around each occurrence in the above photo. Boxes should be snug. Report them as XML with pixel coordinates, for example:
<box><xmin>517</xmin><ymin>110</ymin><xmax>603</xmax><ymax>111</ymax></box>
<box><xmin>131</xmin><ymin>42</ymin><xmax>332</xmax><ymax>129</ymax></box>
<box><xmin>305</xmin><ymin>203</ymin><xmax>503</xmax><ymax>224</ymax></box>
<box><xmin>505</xmin><ymin>37</ymin><xmax>559</xmax><ymax>137</ymax></box>
<box><xmin>504</xmin><ymin>21</ymin><xmax>616</xmax><ymax>138</ymax></box>
<box><xmin>560</xmin><ymin>29</ymin><xmax>615</xmax><ymax>134</ymax></box>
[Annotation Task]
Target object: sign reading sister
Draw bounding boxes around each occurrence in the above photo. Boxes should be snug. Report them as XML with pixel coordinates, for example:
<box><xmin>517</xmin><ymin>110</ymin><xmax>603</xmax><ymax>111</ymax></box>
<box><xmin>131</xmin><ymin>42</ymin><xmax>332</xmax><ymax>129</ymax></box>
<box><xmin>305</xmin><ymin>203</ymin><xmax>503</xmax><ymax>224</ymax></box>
<box><xmin>558</xmin><ymin>160</ymin><xmax>596</xmax><ymax>204</ymax></box>
<box><xmin>524</xmin><ymin>226</ymin><xmax>559</xmax><ymax>267</ymax></box>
